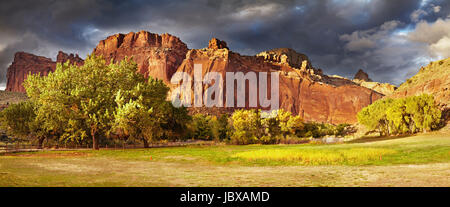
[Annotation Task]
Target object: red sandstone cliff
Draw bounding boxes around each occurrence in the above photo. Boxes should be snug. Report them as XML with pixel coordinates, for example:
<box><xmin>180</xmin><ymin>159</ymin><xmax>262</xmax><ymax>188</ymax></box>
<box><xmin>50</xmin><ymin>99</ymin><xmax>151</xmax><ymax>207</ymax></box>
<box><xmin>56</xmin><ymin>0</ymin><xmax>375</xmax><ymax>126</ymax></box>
<box><xmin>93</xmin><ymin>31</ymin><xmax>188</xmax><ymax>83</ymax></box>
<box><xmin>172</xmin><ymin>39</ymin><xmax>383</xmax><ymax>124</ymax></box>
<box><xmin>6</xmin><ymin>51</ymin><xmax>83</xmax><ymax>92</ymax></box>
<box><xmin>5</xmin><ymin>32</ymin><xmax>384</xmax><ymax>124</ymax></box>
<box><xmin>56</xmin><ymin>51</ymin><xmax>83</xmax><ymax>66</ymax></box>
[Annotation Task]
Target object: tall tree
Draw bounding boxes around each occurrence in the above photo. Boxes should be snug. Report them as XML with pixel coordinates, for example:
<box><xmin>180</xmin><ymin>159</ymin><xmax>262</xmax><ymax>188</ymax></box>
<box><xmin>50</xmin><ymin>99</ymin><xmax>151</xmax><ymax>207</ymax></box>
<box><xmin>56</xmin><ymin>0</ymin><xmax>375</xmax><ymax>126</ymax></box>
<box><xmin>24</xmin><ymin>55</ymin><xmax>156</xmax><ymax>149</ymax></box>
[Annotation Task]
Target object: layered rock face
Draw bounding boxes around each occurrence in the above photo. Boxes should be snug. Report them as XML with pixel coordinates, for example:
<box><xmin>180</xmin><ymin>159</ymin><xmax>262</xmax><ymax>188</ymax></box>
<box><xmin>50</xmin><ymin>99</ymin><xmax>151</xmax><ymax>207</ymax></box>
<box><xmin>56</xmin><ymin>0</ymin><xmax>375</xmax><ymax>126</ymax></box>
<box><xmin>391</xmin><ymin>58</ymin><xmax>450</xmax><ymax>110</ymax></box>
<box><xmin>351</xmin><ymin>69</ymin><xmax>397</xmax><ymax>96</ymax></box>
<box><xmin>5</xmin><ymin>32</ymin><xmax>384</xmax><ymax>124</ymax></box>
<box><xmin>174</xmin><ymin>39</ymin><xmax>383</xmax><ymax>124</ymax></box>
<box><xmin>256</xmin><ymin>48</ymin><xmax>312</xmax><ymax>69</ymax></box>
<box><xmin>6</xmin><ymin>51</ymin><xmax>83</xmax><ymax>92</ymax></box>
<box><xmin>93</xmin><ymin>31</ymin><xmax>188</xmax><ymax>83</ymax></box>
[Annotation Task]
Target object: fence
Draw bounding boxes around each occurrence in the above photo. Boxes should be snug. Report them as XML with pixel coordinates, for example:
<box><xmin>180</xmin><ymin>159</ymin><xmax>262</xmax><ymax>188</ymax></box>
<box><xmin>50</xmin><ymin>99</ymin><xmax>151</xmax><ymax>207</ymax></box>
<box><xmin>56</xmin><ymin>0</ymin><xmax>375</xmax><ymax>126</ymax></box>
<box><xmin>0</xmin><ymin>140</ymin><xmax>219</xmax><ymax>153</ymax></box>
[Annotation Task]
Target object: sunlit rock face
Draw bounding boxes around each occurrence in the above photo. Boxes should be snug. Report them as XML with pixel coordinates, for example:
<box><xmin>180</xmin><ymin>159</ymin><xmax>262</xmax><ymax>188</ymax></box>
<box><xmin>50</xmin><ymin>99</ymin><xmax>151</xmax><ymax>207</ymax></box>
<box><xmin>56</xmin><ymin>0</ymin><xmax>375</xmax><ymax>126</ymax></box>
<box><xmin>6</xmin><ymin>51</ymin><xmax>83</xmax><ymax>92</ymax></box>
<box><xmin>93</xmin><ymin>31</ymin><xmax>188</xmax><ymax>83</ymax></box>
<box><xmin>173</xmin><ymin>38</ymin><xmax>383</xmax><ymax>124</ymax></box>
<box><xmin>350</xmin><ymin>69</ymin><xmax>397</xmax><ymax>96</ymax></box>
<box><xmin>6</xmin><ymin>33</ymin><xmax>385</xmax><ymax>124</ymax></box>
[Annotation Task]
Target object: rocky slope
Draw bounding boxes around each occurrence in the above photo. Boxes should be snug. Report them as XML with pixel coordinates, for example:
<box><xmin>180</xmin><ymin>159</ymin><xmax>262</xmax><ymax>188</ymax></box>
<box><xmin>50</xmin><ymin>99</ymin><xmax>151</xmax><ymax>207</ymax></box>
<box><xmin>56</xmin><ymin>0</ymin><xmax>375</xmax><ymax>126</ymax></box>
<box><xmin>6</xmin><ymin>51</ymin><xmax>83</xmax><ymax>92</ymax></box>
<box><xmin>391</xmin><ymin>58</ymin><xmax>450</xmax><ymax>110</ymax></box>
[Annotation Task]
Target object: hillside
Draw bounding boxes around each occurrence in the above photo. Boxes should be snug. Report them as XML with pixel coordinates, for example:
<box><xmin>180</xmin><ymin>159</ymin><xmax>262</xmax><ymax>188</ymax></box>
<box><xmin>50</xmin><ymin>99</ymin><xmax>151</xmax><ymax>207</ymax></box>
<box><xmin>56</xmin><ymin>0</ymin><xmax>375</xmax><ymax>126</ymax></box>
<box><xmin>391</xmin><ymin>58</ymin><xmax>450</xmax><ymax>110</ymax></box>
<box><xmin>0</xmin><ymin>91</ymin><xmax>28</xmax><ymax>110</ymax></box>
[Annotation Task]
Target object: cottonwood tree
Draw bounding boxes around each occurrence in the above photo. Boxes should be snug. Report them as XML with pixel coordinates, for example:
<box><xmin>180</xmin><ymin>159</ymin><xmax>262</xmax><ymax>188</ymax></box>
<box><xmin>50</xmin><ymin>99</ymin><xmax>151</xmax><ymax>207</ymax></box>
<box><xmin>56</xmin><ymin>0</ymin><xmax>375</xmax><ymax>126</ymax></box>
<box><xmin>113</xmin><ymin>78</ymin><xmax>171</xmax><ymax>148</ymax></box>
<box><xmin>24</xmin><ymin>55</ymin><xmax>171</xmax><ymax>149</ymax></box>
<box><xmin>357</xmin><ymin>94</ymin><xmax>441</xmax><ymax>136</ymax></box>
<box><xmin>230</xmin><ymin>109</ymin><xmax>262</xmax><ymax>144</ymax></box>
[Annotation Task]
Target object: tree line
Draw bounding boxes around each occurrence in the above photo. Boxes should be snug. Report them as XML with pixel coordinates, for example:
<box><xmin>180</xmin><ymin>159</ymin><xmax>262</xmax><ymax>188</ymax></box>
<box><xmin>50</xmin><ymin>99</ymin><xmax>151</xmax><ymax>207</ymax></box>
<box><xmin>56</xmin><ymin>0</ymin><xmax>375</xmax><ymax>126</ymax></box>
<box><xmin>1</xmin><ymin>55</ymin><xmax>442</xmax><ymax>149</ymax></box>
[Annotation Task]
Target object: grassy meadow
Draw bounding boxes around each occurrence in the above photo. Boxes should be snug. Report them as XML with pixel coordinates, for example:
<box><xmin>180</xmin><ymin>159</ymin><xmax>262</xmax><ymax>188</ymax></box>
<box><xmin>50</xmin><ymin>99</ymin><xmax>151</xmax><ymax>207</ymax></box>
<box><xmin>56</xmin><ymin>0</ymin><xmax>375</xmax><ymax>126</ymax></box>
<box><xmin>1</xmin><ymin>132</ymin><xmax>450</xmax><ymax>187</ymax></box>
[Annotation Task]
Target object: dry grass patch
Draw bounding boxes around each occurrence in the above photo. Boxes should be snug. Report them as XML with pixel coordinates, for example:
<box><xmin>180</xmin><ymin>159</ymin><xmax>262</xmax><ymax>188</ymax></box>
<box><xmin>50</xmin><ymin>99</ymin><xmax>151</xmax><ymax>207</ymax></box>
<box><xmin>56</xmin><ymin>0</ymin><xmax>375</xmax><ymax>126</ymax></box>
<box><xmin>233</xmin><ymin>148</ymin><xmax>397</xmax><ymax>165</ymax></box>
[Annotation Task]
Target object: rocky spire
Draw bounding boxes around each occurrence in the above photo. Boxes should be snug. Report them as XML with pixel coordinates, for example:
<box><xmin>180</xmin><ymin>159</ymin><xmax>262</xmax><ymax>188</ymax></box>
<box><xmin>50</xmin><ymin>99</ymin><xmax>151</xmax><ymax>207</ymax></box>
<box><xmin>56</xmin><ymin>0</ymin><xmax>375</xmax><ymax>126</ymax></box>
<box><xmin>208</xmin><ymin>38</ymin><xmax>228</xmax><ymax>50</ymax></box>
<box><xmin>354</xmin><ymin>69</ymin><xmax>372</xmax><ymax>82</ymax></box>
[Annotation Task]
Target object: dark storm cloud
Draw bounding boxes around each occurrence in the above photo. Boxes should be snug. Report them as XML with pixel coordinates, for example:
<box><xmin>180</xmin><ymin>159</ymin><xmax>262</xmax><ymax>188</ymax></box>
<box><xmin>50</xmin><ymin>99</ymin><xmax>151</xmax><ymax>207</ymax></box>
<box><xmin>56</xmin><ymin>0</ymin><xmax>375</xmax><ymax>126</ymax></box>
<box><xmin>0</xmin><ymin>0</ymin><xmax>447</xmax><ymax>86</ymax></box>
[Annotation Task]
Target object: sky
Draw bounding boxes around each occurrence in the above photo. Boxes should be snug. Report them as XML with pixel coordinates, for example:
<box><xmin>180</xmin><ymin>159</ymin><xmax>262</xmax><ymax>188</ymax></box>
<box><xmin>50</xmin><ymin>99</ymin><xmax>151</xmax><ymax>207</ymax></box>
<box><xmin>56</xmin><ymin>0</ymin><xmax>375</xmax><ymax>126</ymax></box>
<box><xmin>0</xmin><ymin>0</ymin><xmax>449</xmax><ymax>88</ymax></box>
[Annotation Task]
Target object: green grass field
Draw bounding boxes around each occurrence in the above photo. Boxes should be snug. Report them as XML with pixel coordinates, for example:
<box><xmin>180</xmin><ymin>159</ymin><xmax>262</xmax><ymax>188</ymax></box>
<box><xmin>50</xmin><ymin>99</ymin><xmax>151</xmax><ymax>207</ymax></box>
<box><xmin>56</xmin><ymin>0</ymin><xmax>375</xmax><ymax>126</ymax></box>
<box><xmin>1</xmin><ymin>132</ymin><xmax>450</xmax><ymax>186</ymax></box>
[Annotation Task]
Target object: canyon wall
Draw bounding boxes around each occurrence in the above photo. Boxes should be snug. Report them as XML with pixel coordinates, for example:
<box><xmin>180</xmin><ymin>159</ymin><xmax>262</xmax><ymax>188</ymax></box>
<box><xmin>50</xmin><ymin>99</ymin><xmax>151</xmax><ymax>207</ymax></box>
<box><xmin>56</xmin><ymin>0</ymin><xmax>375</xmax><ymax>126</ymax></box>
<box><xmin>5</xmin><ymin>31</ymin><xmax>386</xmax><ymax>124</ymax></box>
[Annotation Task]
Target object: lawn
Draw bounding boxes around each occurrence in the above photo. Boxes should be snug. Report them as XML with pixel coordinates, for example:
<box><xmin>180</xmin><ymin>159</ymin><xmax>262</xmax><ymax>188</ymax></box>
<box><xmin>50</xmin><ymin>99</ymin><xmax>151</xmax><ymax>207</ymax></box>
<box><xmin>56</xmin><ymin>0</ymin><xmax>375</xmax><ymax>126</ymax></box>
<box><xmin>1</xmin><ymin>132</ymin><xmax>450</xmax><ymax>186</ymax></box>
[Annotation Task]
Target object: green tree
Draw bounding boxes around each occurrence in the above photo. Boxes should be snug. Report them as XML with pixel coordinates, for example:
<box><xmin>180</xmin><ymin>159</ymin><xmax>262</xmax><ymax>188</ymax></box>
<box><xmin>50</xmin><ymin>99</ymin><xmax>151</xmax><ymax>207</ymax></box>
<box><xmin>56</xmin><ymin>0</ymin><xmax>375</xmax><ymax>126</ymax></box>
<box><xmin>405</xmin><ymin>94</ymin><xmax>441</xmax><ymax>133</ymax></box>
<box><xmin>0</xmin><ymin>101</ymin><xmax>47</xmax><ymax>148</ymax></box>
<box><xmin>24</xmin><ymin>55</ymin><xmax>174</xmax><ymax>149</ymax></box>
<box><xmin>358</xmin><ymin>94</ymin><xmax>441</xmax><ymax>136</ymax></box>
<box><xmin>113</xmin><ymin>77</ymin><xmax>170</xmax><ymax>147</ymax></box>
<box><xmin>215</xmin><ymin>114</ymin><xmax>230</xmax><ymax>140</ymax></box>
<box><xmin>230</xmin><ymin>109</ymin><xmax>262</xmax><ymax>144</ymax></box>
<box><xmin>191</xmin><ymin>114</ymin><xmax>214</xmax><ymax>140</ymax></box>
<box><xmin>357</xmin><ymin>98</ymin><xmax>394</xmax><ymax>136</ymax></box>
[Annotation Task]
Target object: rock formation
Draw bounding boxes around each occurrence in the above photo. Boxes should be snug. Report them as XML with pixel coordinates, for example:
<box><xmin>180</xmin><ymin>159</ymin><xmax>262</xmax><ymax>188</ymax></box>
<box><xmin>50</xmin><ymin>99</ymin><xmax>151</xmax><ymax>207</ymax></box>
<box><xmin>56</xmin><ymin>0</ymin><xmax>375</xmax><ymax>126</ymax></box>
<box><xmin>256</xmin><ymin>48</ymin><xmax>312</xmax><ymax>69</ymax></box>
<box><xmin>356</xmin><ymin>81</ymin><xmax>397</xmax><ymax>96</ymax></box>
<box><xmin>174</xmin><ymin>39</ymin><xmax>383</xmax><ymax>124</ymax></box>
<box><xmin>5</xmin><ymin>32</ymin><xmax>385</xmax><ymax>124</ymax></box>
<box><xmin>56</xmin><ymin>51</ymin><xmax>83</xmax><ymax>66</ymax></box>
<box><xmin>93</xmin><ymin>31</ymin><xmax>188</xmax><ymax>83</ymax></box>
<box><xmin>208</xmin><ymin>38</ymin><xmax>228</xmax><ymax>50</ymax></box>
<box><xmin>6</xmin><ymin>51</ymin><xmax>83</xmax><ymax>92</ymax></box>
<box><xmin>349</xmin><ymin>69</ymin><xmax>397</xmax><ymax>96</ymax></box>
<box><xmin>391</xmin><ymin>58</ymin><xmax>450</xmax><ymax>110</ymax></box>
<box><xmin>353</xmin><ymin>69</ymin><xmax>372</xmax><ymax>82</ymax></box>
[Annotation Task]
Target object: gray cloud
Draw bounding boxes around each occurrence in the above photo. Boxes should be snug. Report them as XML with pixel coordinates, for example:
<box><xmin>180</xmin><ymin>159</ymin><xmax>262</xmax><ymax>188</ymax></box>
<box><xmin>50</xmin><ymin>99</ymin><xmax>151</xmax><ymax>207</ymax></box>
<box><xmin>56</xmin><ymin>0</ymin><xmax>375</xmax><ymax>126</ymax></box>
<box><xmin>408</xmin><ymin>18</ymin><xmax>450</xmax><ymax>59</ymax></box>
<box><xmin>1</xmin><ymin>0</ymin><xmax>448</xmax><ymax>87</ymax></box>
